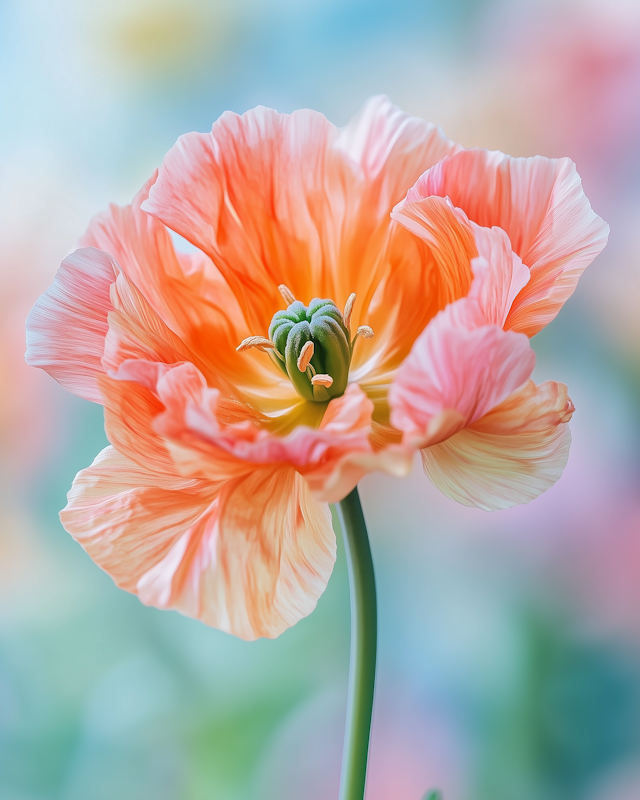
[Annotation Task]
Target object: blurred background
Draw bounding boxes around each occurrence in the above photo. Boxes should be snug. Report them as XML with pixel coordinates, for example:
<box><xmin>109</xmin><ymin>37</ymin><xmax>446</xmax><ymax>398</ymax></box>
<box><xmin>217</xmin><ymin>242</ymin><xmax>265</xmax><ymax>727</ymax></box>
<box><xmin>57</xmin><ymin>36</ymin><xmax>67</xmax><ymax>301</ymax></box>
<box><xmin>1</xmin><ymin>0</ymin><xmax>639</xmax><ymax>798</ymax></box>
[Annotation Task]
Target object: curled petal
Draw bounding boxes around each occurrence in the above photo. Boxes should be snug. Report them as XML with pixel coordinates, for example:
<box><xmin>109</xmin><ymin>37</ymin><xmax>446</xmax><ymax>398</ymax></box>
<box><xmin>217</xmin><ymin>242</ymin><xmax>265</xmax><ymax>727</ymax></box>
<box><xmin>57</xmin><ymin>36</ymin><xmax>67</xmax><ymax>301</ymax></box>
<box><xmin>153</xmin><ymin>368</ymin><xmax>378</xmax><ymax>481</ymax></box>
<box><xmin>61</xmin><ymin>447</ymin><xmax>335</xmax><ymax>639</ymax></box>
<box><xmin>389</xmin><ymin>300</ymin><xmax>535</xmax><ymax>446</ymax></box>
<box><xmin>354</xmin><ymin>195</ymin><xmax>475</xmax><ymax>383</ymax></box>
<box><xmin>422</xmin><ymin>380</ymin><xmax>574</xmax><ymax>510</ymax></box>
<box><xmin>102</xmin><ymin>358</ymin><xmax>388</xmax><ymax>500</ymax></box>
<box><xmin>111</xmin><ymin>361</ymin><xmax>404</xmax><ymax>501</ymax></box>
<box><xmin>407</xmin><ymin>149</ymin><xmax>609</xmax><ymax>336</ymax></box>
<box><xmin>467</xmin><ymin>224</ymin><xmax>530</xmax><ymax>327</ymax></box>
<box><xmin>25</xmin><ymin>247</ymin><xmax>117</xmax><ymax>403</ymax></box>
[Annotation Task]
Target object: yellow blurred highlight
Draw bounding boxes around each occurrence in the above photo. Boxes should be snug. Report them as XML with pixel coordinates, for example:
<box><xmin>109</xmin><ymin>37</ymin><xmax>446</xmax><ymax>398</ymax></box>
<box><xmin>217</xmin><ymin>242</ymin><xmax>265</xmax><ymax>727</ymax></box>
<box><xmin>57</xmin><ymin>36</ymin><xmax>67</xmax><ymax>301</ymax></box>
<box><xmin>97</xmin><ymin>0</ymin><xmax>238</xmax><ymax>79</ymax></box>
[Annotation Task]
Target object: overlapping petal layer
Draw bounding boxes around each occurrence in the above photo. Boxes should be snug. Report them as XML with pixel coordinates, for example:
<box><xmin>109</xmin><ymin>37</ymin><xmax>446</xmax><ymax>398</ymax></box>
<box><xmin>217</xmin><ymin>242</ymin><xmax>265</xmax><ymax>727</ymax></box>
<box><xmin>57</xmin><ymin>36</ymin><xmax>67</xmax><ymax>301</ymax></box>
<box><xmin>103</xmin><ymin>359</ymin><xmax>412</xmax><ymax>503</ymax></box>
<box><xmin>405</xmin><ymin>148</ymin><xmax>609</xmax><ymax>336</ymax></box>
<box><xmin>387</xmin><ymin>215</ymin><xmax>572</xmax><ymax>508</ymax></box>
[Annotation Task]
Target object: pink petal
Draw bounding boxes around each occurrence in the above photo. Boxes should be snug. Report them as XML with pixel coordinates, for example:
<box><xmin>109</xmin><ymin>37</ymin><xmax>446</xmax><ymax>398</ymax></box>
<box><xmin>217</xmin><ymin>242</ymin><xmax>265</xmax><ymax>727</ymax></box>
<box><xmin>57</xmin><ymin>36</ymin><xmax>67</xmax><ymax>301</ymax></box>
<box><xmin>25</xmin><ymin>247</ymin><xmax>117</xmax><ymax>403</ymax></box>
<box><xmin>389</xmin><ymin>300</ymin><xmax>536</xmax><ymax>446</ymax></box>
<box><xmin>422</xmin><ymin>380</ymin><xmax>574</xmax><ymax>510</ymax></box>
<box><xmin>466</xmin><ymin>224</ymin><xmax>530</xmax><ymax>328</ymax></box>
<box><xmin>62</xmin><ymin>447</ymin><xmax>335</xmax><ymax>639</ymax></box>
<box><xmin>337</xmin><ymin>95</ymin><xmax>456</xmax><ymax>191</ymax></box>
<box><xmin>408</xmin><ymin>149</ymin><xmax>609</xmax><ymax>336</ymax></box>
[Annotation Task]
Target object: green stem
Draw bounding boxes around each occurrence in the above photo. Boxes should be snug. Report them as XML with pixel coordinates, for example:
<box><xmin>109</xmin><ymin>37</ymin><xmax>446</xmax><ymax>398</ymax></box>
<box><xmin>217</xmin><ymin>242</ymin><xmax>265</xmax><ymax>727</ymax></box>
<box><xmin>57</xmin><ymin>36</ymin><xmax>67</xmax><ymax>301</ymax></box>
<box><xmin>336</xmin><ymin>487</ymin><xmax>377</xmax><ymax>800</ymax></box>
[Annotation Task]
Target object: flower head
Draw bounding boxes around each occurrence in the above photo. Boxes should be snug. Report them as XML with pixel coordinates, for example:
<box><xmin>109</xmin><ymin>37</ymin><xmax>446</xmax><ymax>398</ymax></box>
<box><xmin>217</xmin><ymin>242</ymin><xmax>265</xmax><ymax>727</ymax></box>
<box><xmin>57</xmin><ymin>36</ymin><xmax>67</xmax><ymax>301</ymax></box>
<box><xmin>25</xmin><ymin>97</ymin><xmax>608</xmax><ymax>638</ymax></box>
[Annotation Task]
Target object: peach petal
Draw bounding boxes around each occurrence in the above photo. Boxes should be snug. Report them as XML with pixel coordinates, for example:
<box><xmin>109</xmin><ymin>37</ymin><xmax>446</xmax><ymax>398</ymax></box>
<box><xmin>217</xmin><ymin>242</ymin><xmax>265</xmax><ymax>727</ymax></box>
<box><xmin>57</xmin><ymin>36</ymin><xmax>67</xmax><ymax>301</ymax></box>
<box><xmin>103</xmin><ymin>357</ymin><xmax>386</xmax><ymax>502</ymax></box>
<box><xmin>138</xmin><ymin>465</ymin><xmax>336</xmax><ymax>639</ymax></box>
<box><xmin>389</xmin><ymin>300</ymin><xmax>536</xmax><ymax>446</ymax></box>
<box><xmin>61</xmin><ymin>446</ymin><xmax>221</xmax><ymax>593</ymax></box>
<box><xmin>408</xmin><ymin>148</ymin><xmax>609</xmax><ymax>336</ymax></box>
<box><xmin>62</xmin><ymin>447</ymin><xmax>335</xmax><ymax>639</ymax></box>
<box><xmin>214</xmin><ymin>465</ymin><xmax>335</xmax><ymax>638</ymax></box>
<box><xmin>98</xmin><ymin>371</ymin><xmax>177</xmax><ymax>475</ymax></box>
<box><xmin>82</xmin><ymin>175</ymin><xmax>291</xmax><ymax>409</ymax></box>
<box><xmin>142</xmin><ymin>106</ymin><xmax>344</xmax><ymax>332</ymax></box>
<box><xmin>143</xmin><ymin>98</ymin><xmax>457</xmax><ymax>338</ymax></box>
<box><xmin>422</xmin><ymin>380</ymin><xmax>573</xmax><ymax>510</ymax></box>
<box><xmin>25</xmin><ymin>247</ymin><xmax>117</xmax><ymax>403</ymax></box>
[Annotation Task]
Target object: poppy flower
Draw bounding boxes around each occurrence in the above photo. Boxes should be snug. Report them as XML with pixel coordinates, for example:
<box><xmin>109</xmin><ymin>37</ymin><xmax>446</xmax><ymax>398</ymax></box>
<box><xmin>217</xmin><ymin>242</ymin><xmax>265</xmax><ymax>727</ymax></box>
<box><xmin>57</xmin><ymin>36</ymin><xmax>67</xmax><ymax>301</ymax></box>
<box><xmin>25</xmin><ymin>97</ymin><xmax>608</xmax><ymax>638</ymax></box>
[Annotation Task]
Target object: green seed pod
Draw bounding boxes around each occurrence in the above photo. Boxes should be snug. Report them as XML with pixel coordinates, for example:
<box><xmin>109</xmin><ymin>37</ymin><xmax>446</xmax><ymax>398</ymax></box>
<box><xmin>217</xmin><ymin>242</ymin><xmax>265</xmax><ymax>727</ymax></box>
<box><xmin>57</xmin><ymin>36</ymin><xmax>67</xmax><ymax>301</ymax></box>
<box><xmin>268</xmin><ymin>298</ymin><xmax>351</xmax><ymax>402</ymax></box>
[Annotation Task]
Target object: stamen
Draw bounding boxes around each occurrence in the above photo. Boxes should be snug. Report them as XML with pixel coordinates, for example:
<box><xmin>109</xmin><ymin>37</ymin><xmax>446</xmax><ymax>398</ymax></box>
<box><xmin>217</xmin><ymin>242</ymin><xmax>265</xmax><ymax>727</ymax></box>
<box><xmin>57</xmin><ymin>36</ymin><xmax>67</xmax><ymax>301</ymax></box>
<box><xmin>236</xmin><ymin>336</ymin><xmax>276</xmax><ymax>353</ymax></box>
<box><xmin>343</xmin><ymin>292</ymin><xmax>356</xmax><ymax>330</ymax></box>
<box><xmin>297</xmin><ymin>341</ymin><xmax>315</xmax><ymax>372</ymax></box>
<box><xmin>278</xmin><ymin>284</ymin><xmax>296</xmax><ymax>306</ymax></box>
<box><xmin>311</xmin><ymin>374</ymin><xmax>334</xmax><ymax>388</ymax></box>
<box><xmin>356</xmin><ymin>325</ymin><xmax>374</xmax><ymax>339</ymax></box>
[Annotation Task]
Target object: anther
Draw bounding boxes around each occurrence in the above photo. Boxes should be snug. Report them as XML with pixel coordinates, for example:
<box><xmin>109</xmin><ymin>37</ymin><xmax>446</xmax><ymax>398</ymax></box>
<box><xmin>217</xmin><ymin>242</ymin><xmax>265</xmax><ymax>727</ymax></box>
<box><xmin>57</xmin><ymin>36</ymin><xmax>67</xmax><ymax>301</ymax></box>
<box><xmin>355</xmin><ymin>325</ymin><xmax>374</xmax><ymax>339</ymax></box>
<box><xmin>297</xmin><ymin>341</ymin><xmax>314</xmax><ymax>372</ymax></box>
<box><xmin>278</xmin><ymin>284</ymin><xmax>296</xmax><ymax>306</ymax></box>
<box><xmin>236</xmin><ymin>336</ymin><xmax>276</xmax><ymax>353</ymax></box>
<box><xmin>311</xmin><ymin>374</ymin><xmax>334</xmax><ymax>388</ymax></box>
<box><xmin>343</xmin><ymin>293</ymin><xmax>356</xmax><ymax>330</ymax></box>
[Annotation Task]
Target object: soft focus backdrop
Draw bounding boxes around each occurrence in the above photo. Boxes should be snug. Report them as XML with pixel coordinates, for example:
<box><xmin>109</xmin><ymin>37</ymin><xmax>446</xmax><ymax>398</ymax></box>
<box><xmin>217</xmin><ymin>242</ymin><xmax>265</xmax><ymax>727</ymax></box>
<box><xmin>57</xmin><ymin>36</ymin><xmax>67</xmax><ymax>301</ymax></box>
<box><xmin>1</xmin><ymin>1</ymin><xmax>640</xmax><ymax>798</ymax></box>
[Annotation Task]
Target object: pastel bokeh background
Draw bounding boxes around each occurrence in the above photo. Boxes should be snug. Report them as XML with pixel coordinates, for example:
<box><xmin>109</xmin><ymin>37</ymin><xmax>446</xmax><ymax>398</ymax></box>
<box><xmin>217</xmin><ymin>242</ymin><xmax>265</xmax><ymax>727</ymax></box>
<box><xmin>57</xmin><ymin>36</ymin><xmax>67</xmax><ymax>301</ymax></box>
<box><xmin>1</xmin><ymin>0</ymin><xmax>640</xmax><ymax>798</ymax></box>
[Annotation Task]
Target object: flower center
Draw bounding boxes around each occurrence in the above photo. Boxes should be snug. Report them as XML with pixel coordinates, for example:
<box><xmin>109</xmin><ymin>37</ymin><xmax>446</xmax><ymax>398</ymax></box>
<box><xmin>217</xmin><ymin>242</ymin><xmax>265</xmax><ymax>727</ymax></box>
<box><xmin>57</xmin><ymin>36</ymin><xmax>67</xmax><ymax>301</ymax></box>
<box><xmin>237</xmin><ymin>285</ymin><xmax>374</xmax><ymax>403</ymax></box>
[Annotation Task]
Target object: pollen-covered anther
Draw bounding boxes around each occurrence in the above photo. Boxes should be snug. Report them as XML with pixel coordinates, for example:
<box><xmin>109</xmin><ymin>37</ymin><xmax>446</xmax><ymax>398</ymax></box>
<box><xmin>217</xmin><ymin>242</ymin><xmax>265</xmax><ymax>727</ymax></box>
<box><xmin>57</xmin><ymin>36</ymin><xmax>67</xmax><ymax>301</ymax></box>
<box><xmin>297</xmin><ymin>341</ymin><xmax>315</xmax><ymax>372</ymax></box>
<box><xmin>236</xmin><ymin>336</ymin><xmax>275</xmax><ymax>353</ymax></box>
<box><xmin>356</xmin><ymin>325</ymin><xmax>374</xmax><ymax>339</ymax></box>
<box><xmin>278</xmin><ymin>284</ymin><xmax>297</xmax><ymax>306</ymax></box>
<box><xmin>311</xmin><ymin>374</ymin><xmax>334</xmax><ymax>388</ymax></box>
<box><xmin>343</xmin><ymin>293</ymin><xmax>356</xmax><ymax>330</ymax></box>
